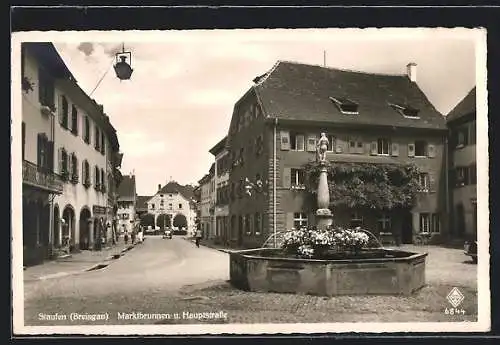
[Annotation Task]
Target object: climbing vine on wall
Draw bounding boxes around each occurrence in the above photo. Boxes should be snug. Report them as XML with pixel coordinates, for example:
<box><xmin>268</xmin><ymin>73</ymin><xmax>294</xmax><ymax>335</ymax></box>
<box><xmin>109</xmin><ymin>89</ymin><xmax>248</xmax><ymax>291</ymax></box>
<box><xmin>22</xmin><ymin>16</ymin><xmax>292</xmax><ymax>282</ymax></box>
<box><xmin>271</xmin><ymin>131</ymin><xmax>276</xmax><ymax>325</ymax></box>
<box><xmin>302</xmin><ymin>161</ymin><xmax>421</xmax><ymax>210</ymax></box>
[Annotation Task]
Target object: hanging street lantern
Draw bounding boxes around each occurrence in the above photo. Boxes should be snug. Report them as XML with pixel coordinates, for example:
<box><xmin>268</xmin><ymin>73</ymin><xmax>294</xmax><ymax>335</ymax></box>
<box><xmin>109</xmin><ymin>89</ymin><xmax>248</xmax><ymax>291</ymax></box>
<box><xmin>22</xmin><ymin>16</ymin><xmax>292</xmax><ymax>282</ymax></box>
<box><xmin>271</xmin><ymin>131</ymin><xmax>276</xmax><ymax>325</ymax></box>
<box><xmin>113</xmin><ymin>44</ymin><xmax>133</xmax><ymax>81</ymax></box>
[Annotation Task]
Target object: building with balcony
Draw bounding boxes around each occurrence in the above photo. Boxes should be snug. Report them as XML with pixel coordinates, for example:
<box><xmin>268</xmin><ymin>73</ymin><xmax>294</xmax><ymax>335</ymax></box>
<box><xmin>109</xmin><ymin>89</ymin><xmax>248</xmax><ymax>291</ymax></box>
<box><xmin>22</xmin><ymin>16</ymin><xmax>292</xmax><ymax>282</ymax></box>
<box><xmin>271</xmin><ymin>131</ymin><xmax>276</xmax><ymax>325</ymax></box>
<box><xmin>447</xmin><ymin>87</ymin><xmax>477</xmax><ymax>242</ymax></box>
<box><xmin>21</xmin><ymin>43</ymin><xmax>122</xmax><ymax>265</ymax></box>
<box><xmin>224</xmin><ymin>60</ymin><xmax>448</xmax><ymax>248</ymax></box>
<box><xmin>143</xmin><ymin>181</ymin><xmax>196</xmax><ymax>233</ymax></box>
<box><xmin>209</xmin><ymin>136</ymin><xmax>231</xmax><ymax>244</ymax></box>
<box><xmin>116</xmin><ymin>173</ymin><xmax>137</xmax><ymax>235</ymax></box>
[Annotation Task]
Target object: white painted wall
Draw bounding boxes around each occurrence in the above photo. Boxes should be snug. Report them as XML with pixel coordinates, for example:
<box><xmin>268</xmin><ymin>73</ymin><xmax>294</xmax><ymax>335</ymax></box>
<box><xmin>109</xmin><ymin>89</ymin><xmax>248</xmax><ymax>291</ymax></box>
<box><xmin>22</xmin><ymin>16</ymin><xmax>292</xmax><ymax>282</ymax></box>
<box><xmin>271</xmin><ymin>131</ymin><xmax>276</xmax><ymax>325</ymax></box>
<box><xmin>146</xmin><ymin>191</ymin><xmax>195</xmax><ymax>230</ymax></box>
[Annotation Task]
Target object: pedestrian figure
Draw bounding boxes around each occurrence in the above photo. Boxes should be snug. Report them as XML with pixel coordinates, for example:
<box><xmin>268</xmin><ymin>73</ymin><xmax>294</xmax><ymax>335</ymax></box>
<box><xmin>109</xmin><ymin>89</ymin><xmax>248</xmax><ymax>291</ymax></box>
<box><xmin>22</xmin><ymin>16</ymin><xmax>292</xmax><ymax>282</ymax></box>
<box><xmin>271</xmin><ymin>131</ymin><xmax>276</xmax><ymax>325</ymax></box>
<box><xmin>195</xmin><ymin>228</ymin><xmax>202</xmax><ymax>248</ymax></box>
<box><xmin>131</xmin><ymin>230</ymin><xmax>136</xmax><ymax>244</ymax></box>
<box><xmin>124</xmin><ymin>230</ymin><xmax>129</xmax><ymax>245</ymax></box>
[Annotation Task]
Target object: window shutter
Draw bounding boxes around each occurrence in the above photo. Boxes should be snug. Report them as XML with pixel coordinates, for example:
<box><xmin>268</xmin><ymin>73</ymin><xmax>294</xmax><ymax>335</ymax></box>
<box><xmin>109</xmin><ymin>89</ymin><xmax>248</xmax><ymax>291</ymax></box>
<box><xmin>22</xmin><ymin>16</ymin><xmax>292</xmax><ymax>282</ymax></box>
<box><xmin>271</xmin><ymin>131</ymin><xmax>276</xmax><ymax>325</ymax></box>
<box><xmin>81</xmin><ymin>160</ymin><xmax>85</xmax><ymax>185</ymax></box>
<box><xmin>282</xmin><ymin>167</ymin><xmax>291</xmax><ymax>188</ymax></box>
<box><xmin>370</xmin><ymin>141</ymin><xmax>378</xmax><ymax>155</ymax></box>
<box><xmin>280</xmin><ymin>130</ymin><xmax>290</xmax><ymax>150</ymax></box>
<box><xmin>408</xmin><ymin>143</ymin><xmax>415</xmax><ymax>157</ymax></box>
<box><xmin>37</xmin><ymin>134</ymin><xmax>42</xmax><ymax>167</ymax></box>
<box><xmin>75</xmin><ymin>155</ymin><xmax>79</xmax><ymax>177</ymax></box>
<box><xmin>58</xmin><ymin>95</ymin><xmax>64</xmax><ymax>125</ymax></box>
<box><xmin>57</xmin><ymin>147</ymin><xmax>62</xmax><ymax>173</ymax></box>
<box><xmin>429</xmin><ymin>173</ymin><xmax>436</xmax><ymax>192</ymax></box>
<box><xmin>427</xmin><ymin>144</ymin><xmax>436</xmax><ymax>158</ymax></box>
<box><xmin>47</xmin><ymin>141</ymin><xmax>54</xmax><ymax>171</ymax></box>
<box><xmin>306</xmin><ymin>135</ymin><xmax>316</xmax><ymax>152</ymax></box>
<box><xmin>335</xmin><ymin>138</ymin><xmax>344</xmax><ymax>153</ymax></box>
<box><xmin>391</xmin><ymin>142</ymin><xmax>399</xmax><ymax>157</ymax></box>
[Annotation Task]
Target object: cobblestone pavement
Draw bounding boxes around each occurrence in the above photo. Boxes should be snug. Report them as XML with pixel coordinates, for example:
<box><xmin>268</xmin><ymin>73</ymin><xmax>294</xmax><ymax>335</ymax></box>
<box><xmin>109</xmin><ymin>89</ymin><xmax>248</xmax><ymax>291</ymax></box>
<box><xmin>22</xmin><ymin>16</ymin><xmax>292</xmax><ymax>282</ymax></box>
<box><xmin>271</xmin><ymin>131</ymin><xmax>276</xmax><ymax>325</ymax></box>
<box><xmin>21</xmin><ymin>238</ymin><xmax>479</xmax><ymax>327</ymax></box>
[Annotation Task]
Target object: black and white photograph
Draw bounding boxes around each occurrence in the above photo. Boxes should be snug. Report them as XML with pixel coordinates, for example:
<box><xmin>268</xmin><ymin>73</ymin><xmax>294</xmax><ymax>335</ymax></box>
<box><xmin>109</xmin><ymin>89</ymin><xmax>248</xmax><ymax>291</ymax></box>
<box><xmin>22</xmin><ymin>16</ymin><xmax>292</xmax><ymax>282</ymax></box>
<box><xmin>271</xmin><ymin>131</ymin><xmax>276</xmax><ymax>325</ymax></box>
<box><xmin>11</xmin><ymin>27</ymin><xmax>489</xmax><ymax>335</ymax></box>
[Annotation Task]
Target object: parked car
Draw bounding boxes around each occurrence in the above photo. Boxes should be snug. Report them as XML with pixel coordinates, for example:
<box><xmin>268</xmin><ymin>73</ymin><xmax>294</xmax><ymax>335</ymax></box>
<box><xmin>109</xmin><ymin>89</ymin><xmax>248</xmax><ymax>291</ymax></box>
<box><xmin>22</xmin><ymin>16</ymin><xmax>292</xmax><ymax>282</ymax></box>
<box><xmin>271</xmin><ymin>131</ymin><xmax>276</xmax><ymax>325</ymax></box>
<box><xmin>464</xmin><ymin>240</ymin><xmax>477</xmax><ymax>263</ymax></box>
<box><xmin>162</xmin><ymin>229</ymin><xmax>172</xmax><ymax>239</ymax></box>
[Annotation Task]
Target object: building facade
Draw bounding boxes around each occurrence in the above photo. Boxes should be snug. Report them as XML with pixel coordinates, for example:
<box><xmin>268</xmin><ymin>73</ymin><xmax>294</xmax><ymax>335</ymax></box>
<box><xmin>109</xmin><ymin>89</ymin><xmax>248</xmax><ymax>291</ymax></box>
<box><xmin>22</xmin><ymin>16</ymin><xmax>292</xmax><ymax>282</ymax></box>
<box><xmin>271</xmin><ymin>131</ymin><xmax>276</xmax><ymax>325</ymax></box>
<box><xmin>144</xmin><ymin>182</ymin><xmax>196</xmax><ymax>233</ymax></box>
<box><xmin>225</xmin><ymin>61</ymin><xmax>448</xmax><ymax>249</ymax></box>
<box><xmin>116</xmin><ymin>174</ymin><xmax>137</xmax><ymax>235</ymax></box>
<box><xmin>209</xmin><ymin>137</ymin><xmax>231</xmax><ymax>244</ymax></box>
<box><xmin>21</xmin><ymin>43</ymin><xmax>122</xmax><ymax>264</ymax></box>
<box><xmin>198</xmin><ymin>167</ymin><xmax>214</xmax><ymax>239</ymax></box>
<box><xmin>447</xmin><ymin>87</ymin><xmax>477</xmax><ymax>242</ymax></box>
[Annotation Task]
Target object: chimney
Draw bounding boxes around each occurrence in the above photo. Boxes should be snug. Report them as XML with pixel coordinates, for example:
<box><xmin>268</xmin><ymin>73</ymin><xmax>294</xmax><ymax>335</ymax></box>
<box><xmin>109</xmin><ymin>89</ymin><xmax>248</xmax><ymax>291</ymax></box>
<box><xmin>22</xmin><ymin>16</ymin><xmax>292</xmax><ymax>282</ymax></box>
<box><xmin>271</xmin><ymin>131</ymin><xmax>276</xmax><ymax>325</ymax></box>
<box><xmin>406</xmin><ymin>62</ymin><xmax>417</xmax><ymax>83</ymax></box>
<box><xmin>158</xmin><ymin>184</ymin><xmax>161</xmax><ymax>191</ymax></box>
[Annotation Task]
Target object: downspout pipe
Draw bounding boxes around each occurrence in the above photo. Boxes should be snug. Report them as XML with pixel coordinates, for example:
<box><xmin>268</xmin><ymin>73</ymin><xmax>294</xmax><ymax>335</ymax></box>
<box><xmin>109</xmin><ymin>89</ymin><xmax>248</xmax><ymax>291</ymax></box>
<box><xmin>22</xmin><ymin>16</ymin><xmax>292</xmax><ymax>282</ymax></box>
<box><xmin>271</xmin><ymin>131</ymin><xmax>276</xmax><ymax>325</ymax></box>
<box><xmin>273</xmin><ymin>118</ymin><xmax>278</xmax><ymax>247</ymax></box>
<box><xmin>444</xmin><ymin>135</ymin><xmax>450</xmax><ymax>241</ymax></box>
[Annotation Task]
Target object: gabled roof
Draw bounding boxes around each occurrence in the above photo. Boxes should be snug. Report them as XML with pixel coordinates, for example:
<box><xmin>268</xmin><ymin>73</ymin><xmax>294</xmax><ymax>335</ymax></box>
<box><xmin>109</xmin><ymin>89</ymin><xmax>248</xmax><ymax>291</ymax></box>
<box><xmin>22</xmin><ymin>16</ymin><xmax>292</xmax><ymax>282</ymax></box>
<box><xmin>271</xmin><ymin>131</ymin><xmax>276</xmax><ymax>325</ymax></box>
<box><xmin>117</xmin><ymin>175</ymin><xmax>136</xmax><ymax>199</ymax></box>
<box><xmin>209</xmin><ymin>136</ymin><xmax>227</xmax><ymax>156</ymax></box>
<box><xmin>251</xmin><ymin>60</ymin><xmax>446</xmax><ymax>130</ymax></box>
<box><xmin>446</xmin><ymin>87</ymin><xmax>476</xmax><ymax>123</ymax></box>
<box><xmin>157</xmin><ymin>181</ymin><xmax>194</xmax><ymax>201</ymax></box>
<box><xmin>136</xmin><ymin>195</ymin><xmax>152</xmax><ymax>210</ymax></box>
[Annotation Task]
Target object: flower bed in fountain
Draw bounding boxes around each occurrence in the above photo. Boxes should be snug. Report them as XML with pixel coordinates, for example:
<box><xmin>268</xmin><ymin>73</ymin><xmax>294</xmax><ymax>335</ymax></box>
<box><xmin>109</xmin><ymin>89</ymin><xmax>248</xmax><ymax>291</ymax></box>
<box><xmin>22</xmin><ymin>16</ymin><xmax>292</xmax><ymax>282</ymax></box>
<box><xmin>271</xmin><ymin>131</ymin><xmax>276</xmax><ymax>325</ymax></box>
<box><xmin>229</xmin><ymin>226</ymin><xmax>427</xmax><ymax>296</ymax></box>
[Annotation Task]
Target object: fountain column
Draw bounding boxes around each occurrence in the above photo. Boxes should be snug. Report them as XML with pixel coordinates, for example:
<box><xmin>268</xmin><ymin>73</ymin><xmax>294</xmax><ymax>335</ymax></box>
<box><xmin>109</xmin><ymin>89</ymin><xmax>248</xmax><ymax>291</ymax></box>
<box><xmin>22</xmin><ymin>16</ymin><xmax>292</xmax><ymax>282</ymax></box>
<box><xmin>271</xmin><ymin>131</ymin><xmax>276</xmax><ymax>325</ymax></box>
<box><xmin>314</xmin><ymin>133</ymin><xmax>333</xmax><ymax>230</ymax></box>
<box><xmin>316</xmin><ymin>160</ymin><xmax>333</xmax><ymax>230</ymax></box>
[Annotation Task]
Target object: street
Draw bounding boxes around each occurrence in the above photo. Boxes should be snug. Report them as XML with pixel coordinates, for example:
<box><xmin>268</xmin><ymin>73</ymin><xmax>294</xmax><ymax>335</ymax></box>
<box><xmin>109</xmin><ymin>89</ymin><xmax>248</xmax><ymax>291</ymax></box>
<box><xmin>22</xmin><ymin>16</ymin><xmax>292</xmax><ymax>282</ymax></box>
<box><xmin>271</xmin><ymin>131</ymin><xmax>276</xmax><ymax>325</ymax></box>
<box><xmin>24</xmin><ymin>238</ymin><xmax>478</xmax><ymax>325</ymax></box>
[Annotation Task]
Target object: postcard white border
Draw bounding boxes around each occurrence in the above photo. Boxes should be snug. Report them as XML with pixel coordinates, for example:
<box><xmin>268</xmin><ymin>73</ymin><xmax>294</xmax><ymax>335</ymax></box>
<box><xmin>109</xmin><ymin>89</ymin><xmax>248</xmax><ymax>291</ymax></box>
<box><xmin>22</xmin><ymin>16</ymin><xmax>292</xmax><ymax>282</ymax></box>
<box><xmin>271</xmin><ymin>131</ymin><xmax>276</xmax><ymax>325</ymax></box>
<box><xmin>11</xmin><ymin>28</ymin><xmax>490</xmax><ymax>335</ymax></box>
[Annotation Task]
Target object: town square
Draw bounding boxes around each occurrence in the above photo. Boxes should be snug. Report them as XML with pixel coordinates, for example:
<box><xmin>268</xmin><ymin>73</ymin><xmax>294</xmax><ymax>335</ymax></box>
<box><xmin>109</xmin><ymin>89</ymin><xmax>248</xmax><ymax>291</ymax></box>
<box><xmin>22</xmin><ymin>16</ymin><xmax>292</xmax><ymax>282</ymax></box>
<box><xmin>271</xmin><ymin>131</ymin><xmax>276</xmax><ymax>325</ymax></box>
<box><xmin>13</xmin><ymin>28</ymin><xmax>487</xmax><ymax>333</ymax></box>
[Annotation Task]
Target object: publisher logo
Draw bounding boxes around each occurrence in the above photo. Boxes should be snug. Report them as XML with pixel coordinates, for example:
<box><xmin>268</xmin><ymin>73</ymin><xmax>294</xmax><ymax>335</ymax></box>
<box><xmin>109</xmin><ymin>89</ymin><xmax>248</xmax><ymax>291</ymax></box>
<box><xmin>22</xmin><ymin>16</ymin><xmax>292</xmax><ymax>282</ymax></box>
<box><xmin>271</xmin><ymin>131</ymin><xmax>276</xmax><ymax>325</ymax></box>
<box><xmin>446</xmin><ymin>287</ymin><xmax>465</xmax><ymax>308</ymax></box>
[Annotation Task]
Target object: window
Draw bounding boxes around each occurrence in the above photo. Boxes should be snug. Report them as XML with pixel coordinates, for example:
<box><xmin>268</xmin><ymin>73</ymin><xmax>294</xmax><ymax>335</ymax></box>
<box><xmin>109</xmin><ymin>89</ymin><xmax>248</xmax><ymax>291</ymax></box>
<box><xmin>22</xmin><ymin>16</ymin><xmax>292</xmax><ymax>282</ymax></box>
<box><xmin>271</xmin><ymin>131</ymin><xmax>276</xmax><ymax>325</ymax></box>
<box><xmin>377</xmin><ymin>213</ymin><xmax>392</xmax><ymax>233</ymax></box>
<box><xmin>350</xmin><ymin>211</ymin><xmax>363</xmax><ymax>228</ymax></box>
<box><xmin>71</xmin><ymin>105</ymin><xmax>78</xmax><ymax>135</ymax></box>
<box><xmin>255</xmin><ymin>135</ymin><xmax>264</xmax><ymax>156</ymax></box>
<box><xmin>290</xmin><ymin>133</ymin><xmax>305</xmax><ymax>151</ymax></box>
<box><xmin>60</xmin><ymin>96</ymin><xmax>69</xmax><ymax>129</ymax></box>
<box><xmin>254</xmin><ymin>213</ymin><xmax>262</xmax><ymax>235</ymax></box>
<box><xmin>291</xmin><ymin>168</ymin><xmax>305</xmax><ymax>187</ymax></box>
<box><xmin>22</xmin><ymin>122</ymin><xmax>26</xmax><ymax>160</ymax></box>
<box><xmin>37</xmin><ymin>133</ymin><xmax>50</xmax><ymax>170</ymax></box>
<box><xmin>82</xmin><ymin>160</ymin><xmax>90</xmax><ymax>186</ymax></box>
<box><xmin>349</xmin><ymin>138</ymin><xmax>364</xmax><ymax>154</ymax></box>
<box><xmin>420</xmin><ymin>213</ymin><xmax>440</xmax><ymax>233</ymax></box>
<box><xmin>389</xmin><ymin>103</ymin><xmax>420</xmax><ymax>119</ymax></box>
<box><xmin>101</xmin><ymin>169</ymin><xmax>105</xmax><ymax>191</ymax></box>
<box><xmin>418</xmin><ymin>173</ymin><xmax>430</xmax><ymax>192</ymax></box>
<box><xmin>414</xmin><ymin>140</ymin><xmax>428</xmax><ymax>157</ymax></box>
<box><xmin>95</xmin><ymin>165</ymin><xmax>100</xmax><ymax>187</ymax></box>
<box><xmin>150</xmin><ymin>204</ymin><xmax>155</xmax><ymax>210</ymax></box>
<box><xmin>122</xmin><ymin>214</ymin><xmax>129</xmax><ymax>220</ymax></box>
<box><xmin>60</xmin><ymin>148</ymin><xmax>69</xmax><ymax>176</ymax></box>
<box><xmin>377</xmin><ymin>138</ymin><xmax>390</xmax><ymax>155</ymax></box>
<box><xmin>469</xmin><ymin>164</ymin><xmax>477</xmax><ymax>185</ymax></box>
<box><xmin>38</xmin><ymin>67</ymin><xmax>55</xmax><ymax>110</ymax></box>
<box><xmin>101</xmin><ymin>132</ymin><xmax>106</xmax><ymax>155</ymax></box>
<box><xmin>293</xmin><ymin>212</ymin><xmax>308</xmax><ymax>229</ymax></box>
<box><xmin>95</xmin><ymin>127</ymin><xmax>100</xmax><ymax>151</ymax></box>
<box><xmin>71</xmin><ymin>153</ymin><xmax>78</xmax><ymax>180</ymax></box>
<box><xmin>323</xmin><ymin>134</ymin><xmax>335</xmax><ymax>152</ymax></box>
<box><xmin>84</xmin><ymin>117</ymin><xmax>90</xmax><ymax>144</ymax></box>
<box><xmin>168</xmin><ymin>203</ymin><xmax>173</xmax><ymax>210</ymax></box>
<box><xmin>456</xmin><ymin>125</ymin><xmax>469</xmax><ymax>148</ymax></box>
<box><xmin>419</xmin><ymin>213</ymin><xmax>430</xmax><ymax>233</ymax></box>
<box><xmin>179</xmin><ymin>203</ymin><xmax>183</xmax><ymax>209</ymax></box>
<box><xmin>330</xmin><ymin>97</ymin><xmax>359</xmax><ymax>114</ymax></box>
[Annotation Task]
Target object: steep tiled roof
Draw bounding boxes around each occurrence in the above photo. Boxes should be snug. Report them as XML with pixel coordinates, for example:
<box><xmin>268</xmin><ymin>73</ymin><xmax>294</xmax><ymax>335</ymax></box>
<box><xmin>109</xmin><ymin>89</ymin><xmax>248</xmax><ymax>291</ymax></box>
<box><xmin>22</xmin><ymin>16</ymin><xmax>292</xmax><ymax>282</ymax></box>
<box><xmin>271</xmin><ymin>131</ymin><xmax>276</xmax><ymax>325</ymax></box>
<box><xmin>158</xmin><ymin>182</ymin><xmax>194</xmax><ymax>201</ymax></box>
<box><xmin>117</xmin><ymin>175</ymin><xmax>136</xmax><ymax>199</ymax></box>
<box><xmin>446</xmin><ymin>87</ymin><xmax>476</xmax><ymax>123</ymax></box>
<box><xmin>253</xmin><ymin>61</ymin><xmax>446</xmax><ymax>130</ymax></box>
<box><xmin>136</xmin><ymin>195</ymin><xmax>152</xmax><ymax>210</ymax></box>
<box><xmin>209</xmin><ymin>136</ymin><xmax>227</xmax><ymax>156</ymax></box>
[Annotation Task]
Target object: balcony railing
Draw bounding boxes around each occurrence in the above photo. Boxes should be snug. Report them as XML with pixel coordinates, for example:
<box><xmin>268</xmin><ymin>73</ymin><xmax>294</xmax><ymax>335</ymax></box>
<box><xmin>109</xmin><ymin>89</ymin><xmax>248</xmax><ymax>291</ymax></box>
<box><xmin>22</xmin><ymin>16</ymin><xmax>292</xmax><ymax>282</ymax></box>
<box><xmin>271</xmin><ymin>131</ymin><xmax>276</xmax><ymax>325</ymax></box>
<box><xmin>22</xmin><ymin>160</ymin><xmax>63</xmax><ymax>194</ymax></box>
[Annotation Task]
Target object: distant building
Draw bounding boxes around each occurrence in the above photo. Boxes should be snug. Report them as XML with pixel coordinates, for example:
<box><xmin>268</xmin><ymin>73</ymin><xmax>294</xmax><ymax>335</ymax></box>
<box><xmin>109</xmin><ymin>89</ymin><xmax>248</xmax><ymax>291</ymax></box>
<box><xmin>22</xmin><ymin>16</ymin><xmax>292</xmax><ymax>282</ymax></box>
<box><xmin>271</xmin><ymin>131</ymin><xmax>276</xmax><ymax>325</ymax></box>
<box><xmin>21</xmin><ymin>43</ymin><xmax>122</xmax><ymax>265</ymax></box>
<box><xmin>144</xmin><ymin>181</ymin><xmax>196</xmax><ymax>232</ymax></box>
<box><xmin>225</xmin><ymin>60</ymin><xmax>448</xmax><ymax>248</ymax></box>
<box><xmin>198</xmin><ymin>165</ymin><xmax>215</xmax><ymax>239</ymax></box>
<box><xmin>116</xmin><ymin>174</ymin><xmax>137</xmax><ymax>234</ymax></box>
<box><xmin>209</xmin><ymin>136</ymin><xmax>231</xmax><ymax>244</ymax></box>
<box><xmin>446</xmin><ymin>87</ymin><xmax>477</xmax><ymax>241</ymax></box>
<box><xmin>135</xmin><ymin>195</ymin><xmax>151</xmax><ymax>220</ymax></box>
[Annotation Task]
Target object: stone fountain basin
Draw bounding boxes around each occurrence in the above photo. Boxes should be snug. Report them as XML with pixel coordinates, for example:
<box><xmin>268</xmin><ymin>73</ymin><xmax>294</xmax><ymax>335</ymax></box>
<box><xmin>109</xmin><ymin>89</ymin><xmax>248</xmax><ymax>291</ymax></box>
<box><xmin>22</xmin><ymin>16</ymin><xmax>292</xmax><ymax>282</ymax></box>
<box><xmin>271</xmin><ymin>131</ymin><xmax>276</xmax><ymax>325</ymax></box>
<box><xmin>229</xmin><ymin>248</ymin><xmax>427</xmax><ymax>296</ymax></box>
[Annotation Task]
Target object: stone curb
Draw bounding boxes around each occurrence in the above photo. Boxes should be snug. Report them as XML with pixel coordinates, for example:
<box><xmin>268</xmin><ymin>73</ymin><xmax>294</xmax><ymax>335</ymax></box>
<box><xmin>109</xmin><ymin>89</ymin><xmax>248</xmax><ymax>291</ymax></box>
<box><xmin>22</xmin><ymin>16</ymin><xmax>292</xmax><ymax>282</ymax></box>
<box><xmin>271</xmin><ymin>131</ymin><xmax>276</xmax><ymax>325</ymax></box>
<box><xmin>181</xmin><ymin>237</ymin><xmax>234</xmax><ymax>254</ymax></box>
<box><xmin>35</xmin><ymin>243</ymin><xmax>138</xmax><ymax>280</ymax></box>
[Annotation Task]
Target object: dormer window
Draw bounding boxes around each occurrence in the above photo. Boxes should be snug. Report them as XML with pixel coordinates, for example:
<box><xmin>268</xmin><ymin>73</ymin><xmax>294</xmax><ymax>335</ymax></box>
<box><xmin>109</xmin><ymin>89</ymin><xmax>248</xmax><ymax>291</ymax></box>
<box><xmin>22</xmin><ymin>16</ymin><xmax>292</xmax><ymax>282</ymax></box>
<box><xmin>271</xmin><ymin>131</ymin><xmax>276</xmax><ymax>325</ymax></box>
<box><xmin>329</xmin><ymin>97</ymin><xmax>359</xmax><ymax>115</ymax></box>
<box><xmin>389</xmin><ymin>103</ymin><xmax>420</xmax><ymax>119</ymax></box>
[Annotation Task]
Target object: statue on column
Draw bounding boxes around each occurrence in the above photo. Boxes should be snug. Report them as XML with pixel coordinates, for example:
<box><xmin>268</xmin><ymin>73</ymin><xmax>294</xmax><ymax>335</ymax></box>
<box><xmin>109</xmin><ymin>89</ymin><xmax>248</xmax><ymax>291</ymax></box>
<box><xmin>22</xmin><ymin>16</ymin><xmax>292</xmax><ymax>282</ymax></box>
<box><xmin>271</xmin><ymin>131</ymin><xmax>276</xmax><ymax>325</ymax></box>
<box><xmin>316</xmin><ymin>133</ymin><xmax>329</xmax><ymax>163</ymax></box>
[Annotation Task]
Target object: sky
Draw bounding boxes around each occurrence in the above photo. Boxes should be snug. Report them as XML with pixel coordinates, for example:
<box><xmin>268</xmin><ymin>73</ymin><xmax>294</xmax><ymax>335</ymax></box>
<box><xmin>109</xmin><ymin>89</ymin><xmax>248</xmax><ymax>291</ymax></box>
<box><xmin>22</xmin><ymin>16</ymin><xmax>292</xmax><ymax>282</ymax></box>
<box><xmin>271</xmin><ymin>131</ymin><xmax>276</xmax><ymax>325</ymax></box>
<box><xmin>46</xmin><ymin>28</ymin><xmax>480</xmax><ymax>195</ymax></box>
